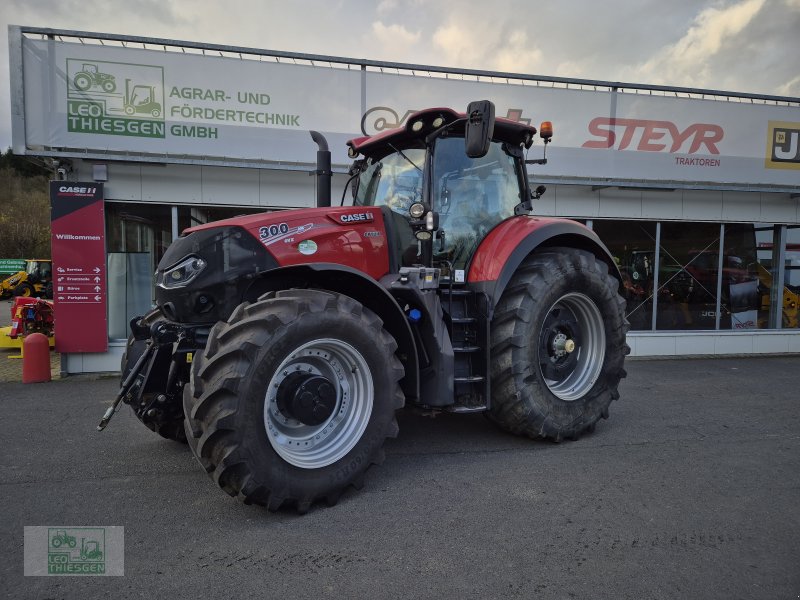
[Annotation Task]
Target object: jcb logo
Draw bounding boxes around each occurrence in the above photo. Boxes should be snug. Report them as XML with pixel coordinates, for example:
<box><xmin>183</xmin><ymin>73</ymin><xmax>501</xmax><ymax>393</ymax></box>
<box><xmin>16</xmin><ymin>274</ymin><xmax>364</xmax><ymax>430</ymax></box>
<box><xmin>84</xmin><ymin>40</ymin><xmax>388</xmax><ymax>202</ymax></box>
<box><xmin>765</xmin><ymin>121</ymin><xmax>800</xmax><ymax>170</ymax></box>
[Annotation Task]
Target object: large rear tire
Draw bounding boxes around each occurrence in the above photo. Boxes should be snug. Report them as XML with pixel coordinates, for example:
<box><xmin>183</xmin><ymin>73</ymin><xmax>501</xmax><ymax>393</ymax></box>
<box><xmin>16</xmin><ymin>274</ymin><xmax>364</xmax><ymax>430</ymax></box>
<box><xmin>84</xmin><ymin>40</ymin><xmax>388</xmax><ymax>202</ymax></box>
<box><xmin>184</xmin><ymin>289</ymin><xmax>404</xmax><ymax>513</ymax></box>
<box><xmin>490</xmin><ymin>248</ymin><xmax>629</xmax><ymax>441</ymax></box>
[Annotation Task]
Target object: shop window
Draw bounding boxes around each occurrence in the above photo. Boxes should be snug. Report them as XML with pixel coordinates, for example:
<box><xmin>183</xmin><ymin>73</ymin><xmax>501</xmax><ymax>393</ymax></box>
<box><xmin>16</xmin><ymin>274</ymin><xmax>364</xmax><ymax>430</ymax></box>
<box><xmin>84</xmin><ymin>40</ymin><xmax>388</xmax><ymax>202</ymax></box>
<box><xmin>720</xmin><ymin>224</ymin><xmax>761</xmax><ymax>330</ymax></box>
<box><xmin>591</xmin><ymin>220</ymin><xmax>657</xmax><ymax>331</ymax></box>
<box><xmin>105</xmin><ymin>203</ymin><xmax>174</xmax><ymax>339</ymax></box>
<box><xmin>756</xmin><ymin>225</ymin><xmax>800</xmax><ymax>329</ymax></box>
<box><xmin>656</xmin><ymin>222</ymin><xmax>720</xmax><ymax>330</ymax></box>
<box><xmin>106</xmin><ymin>203</ymin><xmax>268</xmax><ymax>339</ymax></box>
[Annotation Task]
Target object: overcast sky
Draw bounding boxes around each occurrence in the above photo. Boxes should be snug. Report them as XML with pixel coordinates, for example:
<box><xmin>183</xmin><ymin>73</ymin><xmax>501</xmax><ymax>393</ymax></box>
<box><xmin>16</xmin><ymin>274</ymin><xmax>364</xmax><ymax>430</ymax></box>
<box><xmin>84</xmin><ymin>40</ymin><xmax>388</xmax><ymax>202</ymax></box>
<box><xmin>2</xmin><ymin>0</ymin><xmax>799</xmax><ymax>151</ymax></box>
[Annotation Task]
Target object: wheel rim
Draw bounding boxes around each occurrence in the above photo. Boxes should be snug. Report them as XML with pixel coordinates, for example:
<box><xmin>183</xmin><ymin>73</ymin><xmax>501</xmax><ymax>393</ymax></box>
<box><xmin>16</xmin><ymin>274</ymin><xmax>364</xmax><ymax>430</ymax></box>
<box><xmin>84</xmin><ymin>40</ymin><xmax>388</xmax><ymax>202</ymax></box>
<box><xmin>537</xmin><ymin>292</ymin><xmax>606</xmax><ymax>401</ymax></box>
<box><xmin>264</xmin><ymin>338</ymin><xmax>373</xmax><ymax>469</ymax></box>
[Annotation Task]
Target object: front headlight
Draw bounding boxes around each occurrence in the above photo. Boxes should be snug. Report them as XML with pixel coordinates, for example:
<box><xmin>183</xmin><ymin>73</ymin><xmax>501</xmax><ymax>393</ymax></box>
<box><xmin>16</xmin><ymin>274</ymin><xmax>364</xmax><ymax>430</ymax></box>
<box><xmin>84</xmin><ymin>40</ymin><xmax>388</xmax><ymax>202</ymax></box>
<box><xmin>158</xmin><ymin>255</ymin><xmax>207</xmax><ymax>289</ymax></box>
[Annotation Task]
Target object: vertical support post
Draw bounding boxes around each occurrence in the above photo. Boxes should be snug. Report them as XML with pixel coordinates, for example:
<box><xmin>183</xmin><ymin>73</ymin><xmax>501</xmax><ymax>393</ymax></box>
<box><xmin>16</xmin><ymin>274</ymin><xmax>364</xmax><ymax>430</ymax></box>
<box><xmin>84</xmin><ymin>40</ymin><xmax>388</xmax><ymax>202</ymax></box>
<box><xmin>361</xmin><ymin>64</ymin><xmax>367</xmax><ymax>121</ymax></box>
<box><xmin>715</xmin><ymin>224</ymin><xmax>725</xmax><ymax>330</ymax></box>
<box><xmin>171</xmin><ymin>205</ymin><xmax>179</xmax><ymax>241</ymax></box>
<box><xmin>769</xmin><ymin>225</ymin><xmax>787</xmax><ymax>329</ymax></box>
<box><xmin>651</xmin><ymin>222</ymin><xmax>661</xmax><ymax>331</ymax></box>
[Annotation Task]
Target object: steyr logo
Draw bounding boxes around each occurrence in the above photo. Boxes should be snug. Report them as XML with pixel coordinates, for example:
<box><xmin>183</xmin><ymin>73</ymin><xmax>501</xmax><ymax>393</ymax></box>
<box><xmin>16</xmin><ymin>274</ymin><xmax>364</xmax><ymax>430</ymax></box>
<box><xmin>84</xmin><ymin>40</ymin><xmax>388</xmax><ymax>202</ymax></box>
<box><xmin>582</xmin><ymin>117</ymin><xmax>724</xmax><ymax>154</ymax></box>
<box><xmin>765</xmin><ymin>121</ymin><xmax>800</xmax><ymax>170</ymax></box>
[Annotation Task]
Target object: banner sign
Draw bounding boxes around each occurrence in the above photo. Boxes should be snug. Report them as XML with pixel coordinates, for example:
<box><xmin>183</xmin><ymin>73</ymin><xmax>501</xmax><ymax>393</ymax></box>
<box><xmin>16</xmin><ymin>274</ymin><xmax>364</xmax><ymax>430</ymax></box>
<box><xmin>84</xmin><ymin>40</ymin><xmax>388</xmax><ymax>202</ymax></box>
<box><xmin>0</xmin><ymin>259</ymin><xmax>26</xmax><ymax>274</ymax></box>
<box><xmin>21</xmin><ymin>38</ymin><xmax>360</xmax><ymax>166</ymax></box>
<box><xmin>50</xmin><ymin>182</ymin><xmax>108</xmax><ymax>353</ymax></box>
<box><xmin>17</xmin><ymin>36</ymin><xmax>800</xmax><ymax>188</ymax></box>
<box><xmin>362</xmin><ymin>72</ymin><xmax>800</xmax><ymax>188</ymax></box>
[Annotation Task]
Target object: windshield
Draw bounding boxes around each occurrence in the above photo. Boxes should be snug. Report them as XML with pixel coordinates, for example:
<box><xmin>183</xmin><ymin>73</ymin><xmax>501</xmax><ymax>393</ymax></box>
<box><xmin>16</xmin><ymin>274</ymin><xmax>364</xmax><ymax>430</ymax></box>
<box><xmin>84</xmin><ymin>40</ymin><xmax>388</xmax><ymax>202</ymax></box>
<box><xmin>433</xmin><ymin>137</ymin><xmax>521</xmax><ymax>269</ymax></box>
<box><xmin>353</xmin><ymin>148</ymin><xmax>425</xmax><ymax>213</ymax></box>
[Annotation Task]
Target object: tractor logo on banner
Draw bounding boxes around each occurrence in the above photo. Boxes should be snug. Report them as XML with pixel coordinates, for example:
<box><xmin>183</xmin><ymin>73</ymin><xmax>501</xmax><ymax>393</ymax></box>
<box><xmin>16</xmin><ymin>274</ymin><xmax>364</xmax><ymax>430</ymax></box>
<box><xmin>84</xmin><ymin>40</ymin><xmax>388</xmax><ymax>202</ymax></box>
<box><xmin>66</xmin><ymin>59</ymin><xmax>166</xmax><ymax>139</ymax></box>
<box><xmin>47</xmin><ymin>528</ymin><xmax>106</xmax><ymax>575</ymax></box>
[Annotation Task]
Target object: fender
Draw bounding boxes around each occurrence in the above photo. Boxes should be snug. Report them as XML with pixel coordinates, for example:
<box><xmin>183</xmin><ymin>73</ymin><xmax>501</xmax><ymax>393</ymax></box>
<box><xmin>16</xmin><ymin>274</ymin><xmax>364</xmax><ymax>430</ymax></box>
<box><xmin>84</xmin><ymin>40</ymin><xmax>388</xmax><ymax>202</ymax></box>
<box><xmin>468</xmin><ymin>216</ymin><xmax>621</xmax><ymax>310</ymax></box>
<box><xmin>244</xmin><ymin>262</ymin><xmax>419</xmax><ymax>402</ymax></box>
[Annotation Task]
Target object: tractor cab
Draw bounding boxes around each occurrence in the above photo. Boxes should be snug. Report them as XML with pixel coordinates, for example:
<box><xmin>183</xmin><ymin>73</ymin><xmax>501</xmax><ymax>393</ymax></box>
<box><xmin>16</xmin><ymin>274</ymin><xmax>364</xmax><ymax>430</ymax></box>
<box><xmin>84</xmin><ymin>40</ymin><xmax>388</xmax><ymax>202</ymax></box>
<box><xmin>350</xmin><ymin>101</ymin><xmax>549</xmax><ymax>274</ymax></box>
<box><xmin>26</xmin><ymin>259</ymin><xmax>52</xmax><ymax>283</ymax></box>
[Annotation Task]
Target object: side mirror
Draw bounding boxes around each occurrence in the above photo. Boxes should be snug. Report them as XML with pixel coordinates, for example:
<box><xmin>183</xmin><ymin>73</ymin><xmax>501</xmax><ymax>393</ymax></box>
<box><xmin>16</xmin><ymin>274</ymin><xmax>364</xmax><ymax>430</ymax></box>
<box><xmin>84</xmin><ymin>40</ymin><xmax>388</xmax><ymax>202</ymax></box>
<box><xmin>464</xmin><ymin>100</ymin><xmax>495</xmax><ymax>158</ymax></box>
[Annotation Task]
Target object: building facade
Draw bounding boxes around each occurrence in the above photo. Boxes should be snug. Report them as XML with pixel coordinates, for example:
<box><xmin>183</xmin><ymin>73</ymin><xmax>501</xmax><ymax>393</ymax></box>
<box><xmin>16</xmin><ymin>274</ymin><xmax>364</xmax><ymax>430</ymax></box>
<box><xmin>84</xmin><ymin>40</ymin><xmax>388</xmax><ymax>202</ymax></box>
<box><xmin>9</xmin><ymin>26</ymin><xmax>800</xmax><ymax>373</ymax></box>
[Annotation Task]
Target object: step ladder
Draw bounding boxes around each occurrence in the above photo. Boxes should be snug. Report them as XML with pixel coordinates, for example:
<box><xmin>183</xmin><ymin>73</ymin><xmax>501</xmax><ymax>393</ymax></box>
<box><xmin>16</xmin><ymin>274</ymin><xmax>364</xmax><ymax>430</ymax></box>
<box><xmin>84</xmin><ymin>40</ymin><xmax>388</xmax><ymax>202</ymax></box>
<box><xmin>439</xmin><ymin>284</ymin><xmax>490</xmax><ymax>412</ymax></box>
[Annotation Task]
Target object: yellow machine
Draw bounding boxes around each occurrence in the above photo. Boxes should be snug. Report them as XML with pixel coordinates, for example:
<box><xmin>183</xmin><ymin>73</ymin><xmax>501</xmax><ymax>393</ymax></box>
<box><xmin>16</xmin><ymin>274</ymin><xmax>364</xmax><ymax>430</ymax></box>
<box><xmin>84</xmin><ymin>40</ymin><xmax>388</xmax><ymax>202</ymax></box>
<box><xmin>758</xmin><ymin>264</ymin><xmax>799</xmax><ymax>328</ymax></box>
<box><xmin>0</xmin><ymin>259</ymin><xmax>52</xmax><ymax>299</ymax></box>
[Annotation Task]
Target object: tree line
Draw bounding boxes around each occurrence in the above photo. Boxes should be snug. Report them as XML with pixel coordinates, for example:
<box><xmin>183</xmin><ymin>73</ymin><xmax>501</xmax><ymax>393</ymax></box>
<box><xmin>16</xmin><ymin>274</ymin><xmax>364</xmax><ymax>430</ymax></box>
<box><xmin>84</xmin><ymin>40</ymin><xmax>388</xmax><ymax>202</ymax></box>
<box><xmin>0</xmin><ymin>149</ymin><xmax>52</xmax><ymax>259</ymax></box>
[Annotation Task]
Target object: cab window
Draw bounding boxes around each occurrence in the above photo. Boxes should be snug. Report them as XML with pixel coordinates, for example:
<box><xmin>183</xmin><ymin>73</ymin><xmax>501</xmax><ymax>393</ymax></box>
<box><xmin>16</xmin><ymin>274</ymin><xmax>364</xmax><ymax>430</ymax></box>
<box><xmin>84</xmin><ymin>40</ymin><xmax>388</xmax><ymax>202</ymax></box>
<box><xmin>433</xmin><ymin>138</ymin><xmax>521</xmax><ymax>269</ymax></box>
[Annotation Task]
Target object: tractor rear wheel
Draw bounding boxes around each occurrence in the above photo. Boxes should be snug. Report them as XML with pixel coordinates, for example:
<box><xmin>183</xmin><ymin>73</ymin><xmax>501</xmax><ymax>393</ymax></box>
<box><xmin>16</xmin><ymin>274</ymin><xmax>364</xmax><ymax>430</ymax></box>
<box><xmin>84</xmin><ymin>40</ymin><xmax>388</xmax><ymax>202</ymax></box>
<box><xmin>184</xmin><ymin>289</ymin><xmax>404</xmax><ymax>513</ymax></box>
<box><xmin>490</xmin><ymin>248</ymin><xmax>629</xmax><ymax>441</ymax></box>
<box><xmin>73</xmin><ymin>73</ymin><xmax>91</xmax><ymax>91</ymax></box>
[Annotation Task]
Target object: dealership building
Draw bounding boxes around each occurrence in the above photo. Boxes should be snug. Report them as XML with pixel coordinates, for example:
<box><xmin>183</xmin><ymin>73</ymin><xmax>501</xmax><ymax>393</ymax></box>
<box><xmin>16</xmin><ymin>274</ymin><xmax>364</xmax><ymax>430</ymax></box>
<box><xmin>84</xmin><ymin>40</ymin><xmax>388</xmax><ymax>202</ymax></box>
<box><xmin>8</xmin><ymin>25</ymin><xmax>800</xmax><ymax>374</ymax></box>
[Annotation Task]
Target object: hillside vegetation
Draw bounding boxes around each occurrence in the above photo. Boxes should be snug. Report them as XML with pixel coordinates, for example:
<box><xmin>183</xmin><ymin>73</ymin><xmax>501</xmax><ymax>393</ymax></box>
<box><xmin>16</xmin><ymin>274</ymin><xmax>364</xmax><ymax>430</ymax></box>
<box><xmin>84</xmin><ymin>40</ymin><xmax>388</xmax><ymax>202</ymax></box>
<box><xmin>0</xmin><ymin>150</ymin><xmax>52</xmax><ymax>259</ymax></box>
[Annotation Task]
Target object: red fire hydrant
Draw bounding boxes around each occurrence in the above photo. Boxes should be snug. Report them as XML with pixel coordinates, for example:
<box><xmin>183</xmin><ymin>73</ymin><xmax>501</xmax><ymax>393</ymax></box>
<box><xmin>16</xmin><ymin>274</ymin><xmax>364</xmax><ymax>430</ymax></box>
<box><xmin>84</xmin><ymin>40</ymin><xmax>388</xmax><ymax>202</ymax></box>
<box><xmin>22</xmin><ymin>333</ymin><xmax>51</xmax><ymax>383</ymax></box>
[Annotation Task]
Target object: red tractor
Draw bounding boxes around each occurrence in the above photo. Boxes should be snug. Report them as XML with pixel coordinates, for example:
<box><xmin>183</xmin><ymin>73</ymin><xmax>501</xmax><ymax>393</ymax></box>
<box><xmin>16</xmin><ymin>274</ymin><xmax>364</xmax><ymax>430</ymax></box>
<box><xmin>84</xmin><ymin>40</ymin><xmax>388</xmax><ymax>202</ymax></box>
<box><xmin>102</xmin><ymin>101</ymin><xmax>629</xmax><ymax>512</ymax></box>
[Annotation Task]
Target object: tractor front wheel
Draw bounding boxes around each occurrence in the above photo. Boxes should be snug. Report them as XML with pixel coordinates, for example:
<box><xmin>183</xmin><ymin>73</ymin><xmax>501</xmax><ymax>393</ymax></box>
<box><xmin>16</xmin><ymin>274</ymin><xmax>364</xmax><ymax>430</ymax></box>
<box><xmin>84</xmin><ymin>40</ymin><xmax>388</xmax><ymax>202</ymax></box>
<box><xmin>13</xmin><ymin>283</ymin><xmax>33</xmax><ymax>298</ymax></box>
<box><xmin>490</xmin><ymin>248</ymin><xmax>629</xmax><ymax>441</ymax></box>
<box><xmin>184</xmin><ymin>289</ymin><xmax>404</xmax><ymax>513</ymax></box>
<box><xmin>102</xmin><ymin>80</ymin><xmax>116</xmax><ymax>93</ymax></box>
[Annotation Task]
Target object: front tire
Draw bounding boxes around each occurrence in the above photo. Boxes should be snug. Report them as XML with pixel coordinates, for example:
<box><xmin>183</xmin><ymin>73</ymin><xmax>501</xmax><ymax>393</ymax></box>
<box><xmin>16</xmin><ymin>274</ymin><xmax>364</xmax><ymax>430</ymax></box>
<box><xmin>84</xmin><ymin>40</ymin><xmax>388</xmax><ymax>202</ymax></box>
<box><xmin>184</xmin><ymin>289</ymin><xmax>404</xmax><ymax>513</ymax></box>
<box><xmin>490</xmin><ymin>248</ymin><xmax>629</xmax><ymax>441</ymax></box>
<box><xmin>13</xmin><ymin>283</ymin><xmax>33</xmax><ymax>297</ymax></box>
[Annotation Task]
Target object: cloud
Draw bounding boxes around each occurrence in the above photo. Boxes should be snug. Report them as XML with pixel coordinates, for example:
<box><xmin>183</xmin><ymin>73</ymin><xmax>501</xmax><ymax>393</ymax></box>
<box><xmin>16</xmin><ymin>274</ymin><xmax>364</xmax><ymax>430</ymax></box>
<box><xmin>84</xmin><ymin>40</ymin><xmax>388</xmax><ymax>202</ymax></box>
<box><xmin>630</xmin><ymin>0</ymin><xmax>767</xmax><ymax>87</ymax></box>
<box><xmin>432</xmin><ymin>17</ymin><xmax>543</xmax><ymax>74</ymax></box>
<box><xmin>777</xmin><ymin>75</ymin><xmax>800</xmax><ymax>96</ymax></box>
<box><xmin>371</xmin><ymin>21</ymin><xmax>421</xmax><ymax>46</ymax></box>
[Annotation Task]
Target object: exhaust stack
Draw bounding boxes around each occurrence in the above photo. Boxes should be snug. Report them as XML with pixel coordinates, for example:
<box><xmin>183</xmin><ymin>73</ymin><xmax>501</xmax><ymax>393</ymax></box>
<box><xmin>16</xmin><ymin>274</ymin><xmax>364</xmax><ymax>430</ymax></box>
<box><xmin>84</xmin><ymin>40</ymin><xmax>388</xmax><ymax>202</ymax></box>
<box><xmin>310</xmin><ymin>131</ymin><xmax>331</xmax><ymax>208</ymax></box>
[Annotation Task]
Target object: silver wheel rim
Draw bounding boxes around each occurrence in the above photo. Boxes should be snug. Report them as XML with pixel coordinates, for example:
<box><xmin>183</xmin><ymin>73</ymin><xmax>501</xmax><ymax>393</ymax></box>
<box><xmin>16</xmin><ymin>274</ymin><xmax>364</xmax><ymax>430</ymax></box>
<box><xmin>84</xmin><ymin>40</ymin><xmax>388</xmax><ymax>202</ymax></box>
<box><xmin>264</xmin><ymin>338</ymin><xmax>373</xmax><ymax>469</ymax></box>
<box><xmin>538</xmin><ymin>292</ymin><xmax>606</xmax><ymax>401</ymax></box>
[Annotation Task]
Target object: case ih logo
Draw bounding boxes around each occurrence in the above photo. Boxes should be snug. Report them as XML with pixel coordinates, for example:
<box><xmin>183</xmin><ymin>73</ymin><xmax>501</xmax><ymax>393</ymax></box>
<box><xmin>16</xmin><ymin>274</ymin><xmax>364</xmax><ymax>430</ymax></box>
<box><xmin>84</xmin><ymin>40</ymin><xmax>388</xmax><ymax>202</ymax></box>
<box><xmin>765</xmin><ymin>121</ymin><xmax>800</xmax><ymax>170</ymax></box>
<box><xmin>582</xmin><ymin>117</ymin><xmax>724</xmax><ymax>154</ymax></box>
<box><xmin>339</xmin><ymin>212</ymin><xmax>374</xmax><ymax>224</ymax></box>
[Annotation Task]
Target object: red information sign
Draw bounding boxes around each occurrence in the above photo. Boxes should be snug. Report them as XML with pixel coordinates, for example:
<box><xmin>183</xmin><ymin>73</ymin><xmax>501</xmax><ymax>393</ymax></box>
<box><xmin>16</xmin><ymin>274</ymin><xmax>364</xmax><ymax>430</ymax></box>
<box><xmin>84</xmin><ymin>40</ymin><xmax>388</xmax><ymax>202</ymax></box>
<box><xmin>50</xmin><ymin>182</ymin><xmax>108</xmax><ymax>353</ymax></box>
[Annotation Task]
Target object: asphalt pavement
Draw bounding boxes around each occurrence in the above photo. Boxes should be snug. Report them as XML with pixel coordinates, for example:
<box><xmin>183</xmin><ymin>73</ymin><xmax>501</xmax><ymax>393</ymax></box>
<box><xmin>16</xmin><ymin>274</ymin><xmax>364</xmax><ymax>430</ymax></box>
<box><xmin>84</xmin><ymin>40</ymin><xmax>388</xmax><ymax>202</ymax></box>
<box><xmin>2</xmin><ymin>353</ymin><xmax>799</xmax><ymax>599</ymax></box>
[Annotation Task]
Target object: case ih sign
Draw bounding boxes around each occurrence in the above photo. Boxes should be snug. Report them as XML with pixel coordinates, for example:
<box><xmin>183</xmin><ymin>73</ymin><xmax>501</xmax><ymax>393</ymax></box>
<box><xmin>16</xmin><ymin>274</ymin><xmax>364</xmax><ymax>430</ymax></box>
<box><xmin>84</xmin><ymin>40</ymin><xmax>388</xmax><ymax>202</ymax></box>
<box><xmin>50</xmin><ymin>182</ymin><xmax>108</xmax><ymax>353</ymax></box>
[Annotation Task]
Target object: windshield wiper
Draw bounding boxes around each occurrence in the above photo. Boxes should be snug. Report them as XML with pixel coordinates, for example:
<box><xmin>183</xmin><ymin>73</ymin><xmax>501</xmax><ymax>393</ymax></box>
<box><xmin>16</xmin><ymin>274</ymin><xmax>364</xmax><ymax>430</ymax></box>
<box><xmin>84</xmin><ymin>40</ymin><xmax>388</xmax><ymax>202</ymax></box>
<box><xmin>388</xmin><ymin>144</ymin><xmax>423</xmax><ymax>173</ymax></box>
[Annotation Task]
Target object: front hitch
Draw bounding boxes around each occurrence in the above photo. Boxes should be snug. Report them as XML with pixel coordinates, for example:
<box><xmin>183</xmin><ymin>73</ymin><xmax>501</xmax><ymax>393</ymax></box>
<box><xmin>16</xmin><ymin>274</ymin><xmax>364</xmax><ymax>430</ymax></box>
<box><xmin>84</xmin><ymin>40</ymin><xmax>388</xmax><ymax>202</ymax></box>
<box><xmin>98</xmin><ymin>320</ymin><xmax>188</xmax><ymax>431</ymax></box>
<box><xmin>97</xmin><ymin>341</ymin><xmax>155</xmax><ymax>431</ymax></box>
